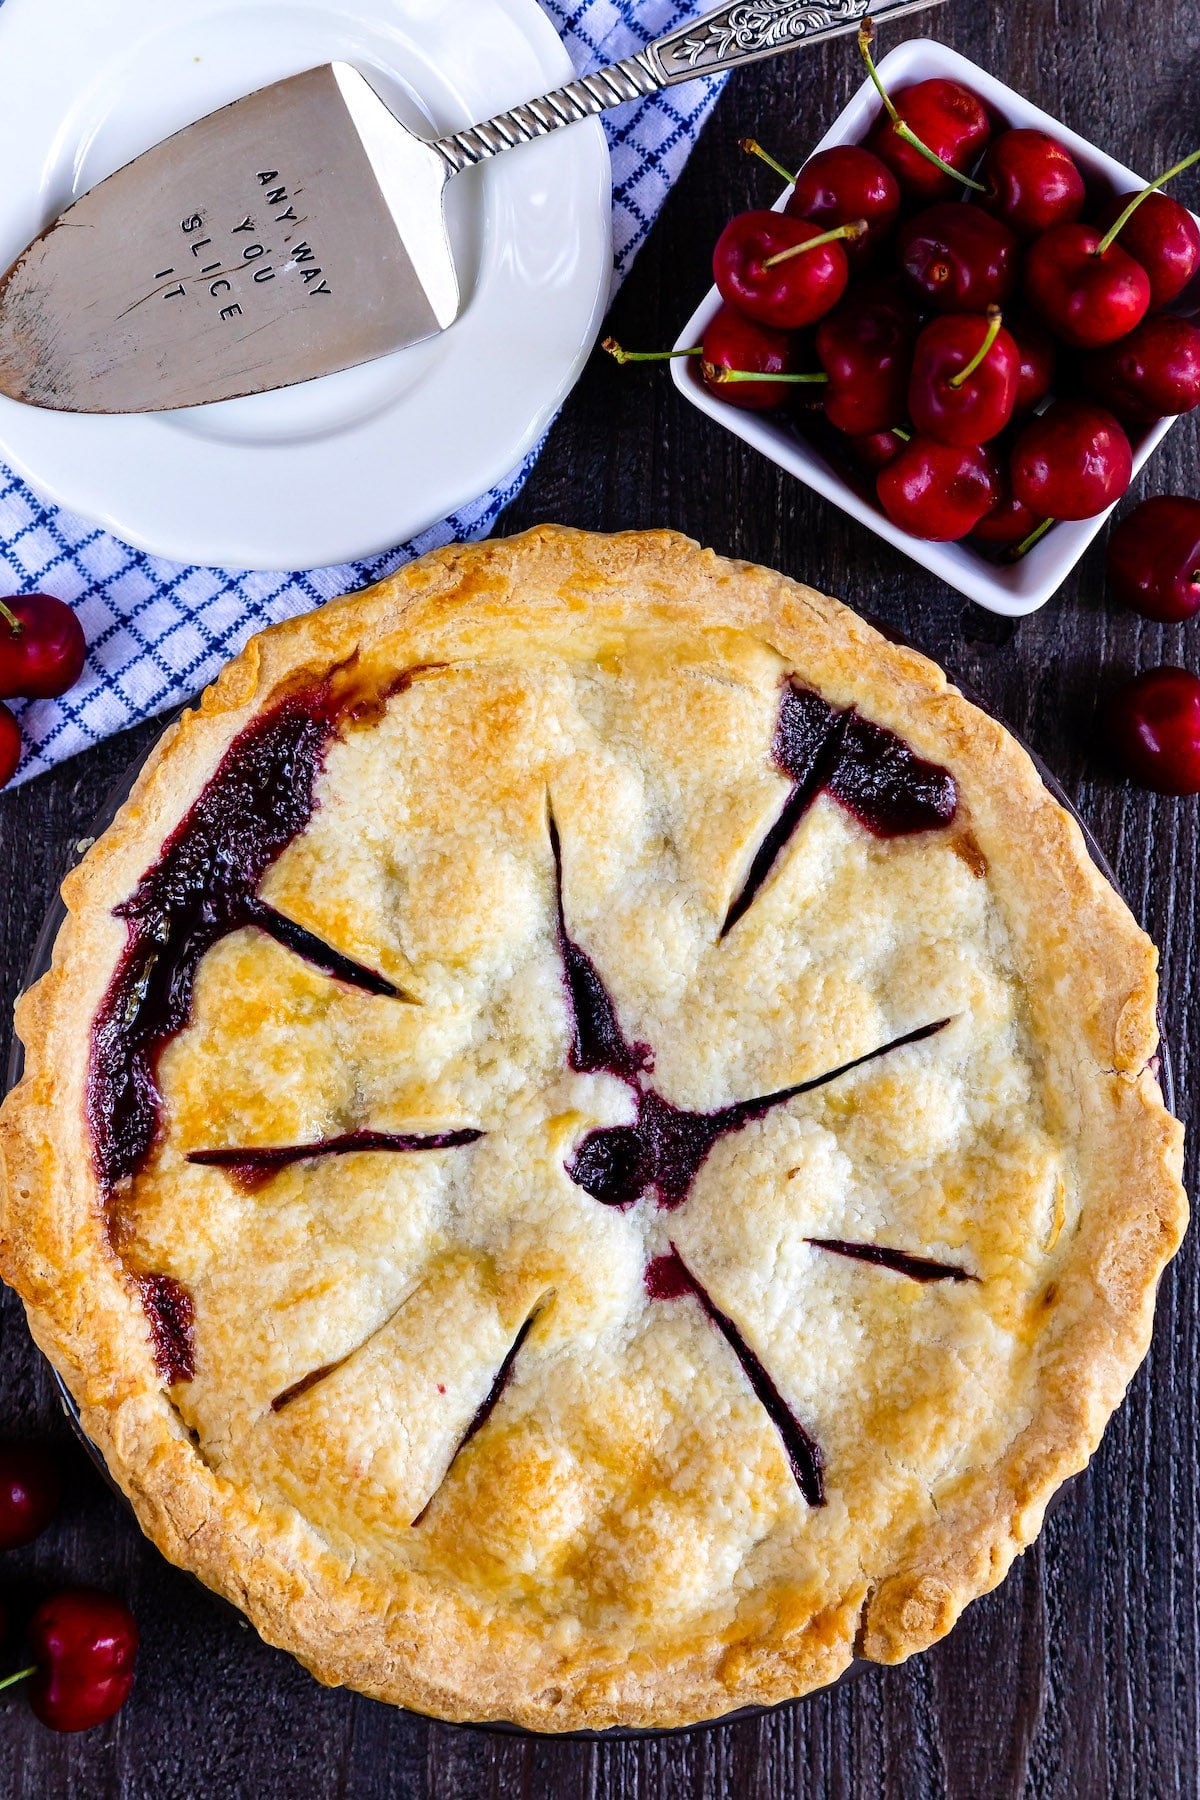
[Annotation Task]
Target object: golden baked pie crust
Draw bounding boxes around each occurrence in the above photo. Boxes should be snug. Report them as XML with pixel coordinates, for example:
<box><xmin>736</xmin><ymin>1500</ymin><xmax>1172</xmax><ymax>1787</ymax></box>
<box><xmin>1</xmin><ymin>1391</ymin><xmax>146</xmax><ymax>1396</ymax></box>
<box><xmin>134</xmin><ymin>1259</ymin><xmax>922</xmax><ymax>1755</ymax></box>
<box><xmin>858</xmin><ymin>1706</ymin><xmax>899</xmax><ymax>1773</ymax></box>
<box><xmin>0</xmin><ymin>526</ymin><xmax>1186</xmax><ymax>1731</ymax></box>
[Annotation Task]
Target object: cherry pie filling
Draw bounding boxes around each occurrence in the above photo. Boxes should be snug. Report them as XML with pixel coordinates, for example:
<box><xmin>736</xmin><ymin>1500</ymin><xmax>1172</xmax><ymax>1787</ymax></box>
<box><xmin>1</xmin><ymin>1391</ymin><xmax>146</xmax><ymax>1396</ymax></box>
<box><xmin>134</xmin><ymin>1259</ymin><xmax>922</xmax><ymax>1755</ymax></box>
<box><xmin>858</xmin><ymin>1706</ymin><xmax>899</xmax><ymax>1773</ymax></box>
<box><xmin>86</xmin><ymin>666</ymin><xmax>975</xmax><ymax>1522</ymax></box>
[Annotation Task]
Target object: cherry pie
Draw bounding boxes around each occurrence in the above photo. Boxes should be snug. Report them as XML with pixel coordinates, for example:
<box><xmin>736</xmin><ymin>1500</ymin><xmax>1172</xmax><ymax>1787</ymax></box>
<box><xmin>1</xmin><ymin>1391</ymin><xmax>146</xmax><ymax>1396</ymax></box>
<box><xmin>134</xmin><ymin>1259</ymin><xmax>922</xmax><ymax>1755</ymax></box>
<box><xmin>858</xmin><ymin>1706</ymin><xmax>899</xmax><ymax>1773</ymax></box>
<box><xmin>0</xmin><ymin>528</ymin><xmax>1186</xmax><ymax>1730</ymax></box>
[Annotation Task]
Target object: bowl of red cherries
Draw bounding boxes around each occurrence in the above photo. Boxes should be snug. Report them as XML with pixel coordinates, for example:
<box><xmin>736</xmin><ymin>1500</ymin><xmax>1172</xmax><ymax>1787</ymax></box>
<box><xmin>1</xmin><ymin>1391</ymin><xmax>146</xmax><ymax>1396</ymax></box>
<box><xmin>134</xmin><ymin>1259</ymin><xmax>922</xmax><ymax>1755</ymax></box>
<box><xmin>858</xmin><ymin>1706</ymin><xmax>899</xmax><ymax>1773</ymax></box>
<box><xmin>625</xmin><ymin>29</ymin><xmax>1200</xmax><ymax>617</ymax></box>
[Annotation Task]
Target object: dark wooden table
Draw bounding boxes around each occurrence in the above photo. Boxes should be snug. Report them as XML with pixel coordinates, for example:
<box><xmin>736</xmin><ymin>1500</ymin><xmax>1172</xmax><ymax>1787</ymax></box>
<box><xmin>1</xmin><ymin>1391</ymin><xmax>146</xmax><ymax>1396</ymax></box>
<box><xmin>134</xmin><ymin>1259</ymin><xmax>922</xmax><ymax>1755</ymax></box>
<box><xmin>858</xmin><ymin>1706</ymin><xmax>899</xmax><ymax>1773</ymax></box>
<box><xmin>1</xmin><ymin>4</ymin><xmax>1197</xmax><ymax>1794</ymax></box>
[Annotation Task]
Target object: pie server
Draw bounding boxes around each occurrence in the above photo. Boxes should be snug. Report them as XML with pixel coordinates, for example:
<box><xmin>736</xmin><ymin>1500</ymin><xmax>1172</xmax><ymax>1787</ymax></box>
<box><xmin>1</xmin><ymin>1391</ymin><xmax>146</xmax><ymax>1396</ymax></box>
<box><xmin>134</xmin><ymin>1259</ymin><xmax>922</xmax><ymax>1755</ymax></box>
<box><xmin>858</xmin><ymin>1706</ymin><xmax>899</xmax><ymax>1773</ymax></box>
<box><xmin>0</xmin><ymin>0</ymin><xmax>944</xmax><ymax>414</ymax></box>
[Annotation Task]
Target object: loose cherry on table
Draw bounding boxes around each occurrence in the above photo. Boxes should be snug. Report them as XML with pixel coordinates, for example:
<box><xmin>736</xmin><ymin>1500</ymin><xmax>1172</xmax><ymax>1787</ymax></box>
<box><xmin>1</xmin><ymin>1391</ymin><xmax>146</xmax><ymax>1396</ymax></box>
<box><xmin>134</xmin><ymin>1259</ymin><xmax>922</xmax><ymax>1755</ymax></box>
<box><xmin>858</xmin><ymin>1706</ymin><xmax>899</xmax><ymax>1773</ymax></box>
<box><xmin>779</xmin><ymin>143</ymin><xmax>901</xmax><ymax>268</ymax></box>
<box><xmin>713</xmin><ymin>209</ymin><xmax>862</xmax><ymax>329</ymax></box>
<box><xmin>1104</xmin><ymin>666</ymin><xmax>1200</xmax><ymax>794</ymax></box>
<box><xmin>1093</xmin><ymin>149</ymin><xmax>1200</xmax><ymax>308</ymax></box>
<box><xmin>1010</xmin><ymin>399</ymin><xmax>1133</xmax><ymax>519</ymax></box>
<box><xmin>0</xmin><ymin>595</ymin><xmax>86</xmax><ymax>702</ymax></box>
<box><xmin>979</xmin><ymin>127</ymin><xmax>1086</xmax><ymax>236</ymax></box>
<box><xmin>1023</xmin><ymin>221</ymin><xmax>1151</xmax><ymax>348</ymax></box>
<box><xmin>0</xmin><ymin>1443</ymin><xmax>62</xmax><ymax>1550</ymax></box>
<box><xmin>898</xmin><ymin>204</ymin><xmax>1019</xmax><ymax>314</ymax></box>
<box><xmin>1082</xmin><ymin>313</ymin><xmax>1200</xmax><ymax>422</ymax></box>
<box><xmin>1107</xmin><ymin>497</ymin><xmax>1200</xmax><ymax>621</ymax></box>
<box><xmin>876</xmin><ymin>438</ymin><xmax>1001</xmax><ymax>540</ymax></box>
<box><xmin>815</xmin><ymin>292</ymin><xmax>917</xmax><ymax>434</ymax></box>
<box><xmin>908</xmin><ymin>306</ymin><xmax>1020</xmax><ymax>446</ymax></box>
<box><xmin>858</xmin><ymin>22</ymin><xmax>991</xmax><ymax>205</ymax></box>
<box><xmin>0</xmin><ymin>1588</ymin><xmax>139</xmax><ymax>1732</ymax></box>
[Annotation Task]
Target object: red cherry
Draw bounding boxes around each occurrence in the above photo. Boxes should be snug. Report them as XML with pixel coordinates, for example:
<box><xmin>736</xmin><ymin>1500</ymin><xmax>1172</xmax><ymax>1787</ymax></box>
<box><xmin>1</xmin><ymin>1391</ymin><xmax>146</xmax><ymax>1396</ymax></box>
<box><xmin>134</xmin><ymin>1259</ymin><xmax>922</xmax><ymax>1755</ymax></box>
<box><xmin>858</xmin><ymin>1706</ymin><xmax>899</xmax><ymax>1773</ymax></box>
<box><xmin>1107</xmin><ymin>497</ymin><xmax>1200</xmax><ymax>621</ymax></box>
<box><xmin>876</xmin><ymin>439</ymin><xmax>1001</xmax><ymax>540</ymax></box>
<box><xmin>0</xmin><ymin>595</ymin><xmax>87</xmax><ymax>702</ymax></box>
<box><xmin>898</xmin><ymin>204</ymin><xmax>1019</xmax><ymax>314</ymax></box>
<box><xmin>713</xmin><ymin>209</ymin><xmax>854</xmax><ymax>329</ymax></box>
<box><xmin>1008</xmin><ymin>313</ymin><xmax>1057</xmax><ymax>415</ymax></box>
<box><xmin>0</xmin><ymin>1443</ymin><xmax>62</xmax><ymax>1549</ymax></box>
<box><xmin>1010</xmin><ymin>400</ymin><xmax>1133</xmax><ymax>519</ymax></box>
<box><xmin>1105</xmin><ymin>667</ymin><xmax>1200</xmax><ymax>794</ymax></box>
<box><xmin>970</xmin><ymin>490</ymin><xmax>1045</xmax><ymax>552</ymax></box>
<box><xmin>979</xmin><ymin>129</ymin><xmax>1086</xmax><ymax>236</ymax></box>
<box><xmin>0</xmin><ymin>705</ymin><xmax>19</xmax><ymax>790</ymax></box>
<box><xmin>848</xmin><ymin>427</ymin><xmax>909</xmax><ymax>470</ymax></box>
<box><xmin>700</xmin><ymin>305</ymin><xmax>803</xmax><ymax>412</ymax></box>
<box><xmin>785</xmin><ymin>146</ymin><xmax>900</xmax><ymax>268</ymax></box>
<box><xmin>25</xmin><ymin>1589</ymin><xmax>138</xmax><ymax>1733</ymax></box>
<box><xmin>908</xmin><ymin>308</ymin><xmax>1020</xmax><ymax>446</ymax></box>
<box><xmin>1082</xmin><ymin>314</ymin><xmax>1200</xmax><ymax>423</ymax></box>
<box><xmin>815</xmin><ymin>294</ymin><xmax>917</xmax><ymax>434</ymax></box>
<box><xmin>865</xmin><ymin>78</ymin><xmax>992</xmax><ymax>204</ymax></box>
<box><xmin>1023</xmin><ymin>223</ymin><xmax>1151</xmax><ymax>348</ymax></box>
<box><xmin>603</xmin><ymin>315</ymin><xmax>810</xmax><ymax>414</ymax></box>
<box><xmin>1095</xmin><ymin>189</ymin><xmax>1200</xmax><ymax>309</ymax></box>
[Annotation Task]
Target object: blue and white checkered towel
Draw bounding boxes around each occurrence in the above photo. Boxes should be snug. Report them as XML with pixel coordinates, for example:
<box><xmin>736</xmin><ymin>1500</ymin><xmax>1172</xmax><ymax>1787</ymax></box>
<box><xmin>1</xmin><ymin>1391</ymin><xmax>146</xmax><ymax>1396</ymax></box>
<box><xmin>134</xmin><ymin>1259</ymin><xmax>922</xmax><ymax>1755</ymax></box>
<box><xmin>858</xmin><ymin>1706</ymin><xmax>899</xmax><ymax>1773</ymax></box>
<box><xmin>0</xmin><ymin>2</ymin><xmax>724</xmax><ymax>784</ymax></box>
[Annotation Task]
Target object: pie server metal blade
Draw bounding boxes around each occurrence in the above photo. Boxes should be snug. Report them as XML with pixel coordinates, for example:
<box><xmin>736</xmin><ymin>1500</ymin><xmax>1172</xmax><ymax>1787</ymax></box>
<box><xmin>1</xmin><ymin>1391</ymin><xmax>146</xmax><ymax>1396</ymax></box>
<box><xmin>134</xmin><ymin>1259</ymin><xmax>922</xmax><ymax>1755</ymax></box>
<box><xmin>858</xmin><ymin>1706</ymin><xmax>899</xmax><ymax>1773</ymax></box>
<box><xmin>0</xmin><ymin>65</ymin><xmax>456</xmax><ymax>413</ymax></box>
<box><xmin>0</xmin><ymin>0</ymin><xmax>946</xmax><ymax>414</ymax></box>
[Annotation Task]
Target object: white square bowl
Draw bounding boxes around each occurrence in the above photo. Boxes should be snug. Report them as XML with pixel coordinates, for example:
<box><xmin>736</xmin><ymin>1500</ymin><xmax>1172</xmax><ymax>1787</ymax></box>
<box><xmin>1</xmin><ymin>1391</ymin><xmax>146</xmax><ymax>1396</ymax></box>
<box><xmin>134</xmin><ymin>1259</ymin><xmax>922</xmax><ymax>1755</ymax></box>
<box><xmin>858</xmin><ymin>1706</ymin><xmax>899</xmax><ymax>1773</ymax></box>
<box><xmin>672</xmin><ymin>37</ymin><xmax>1190</xmax><ymax>617</ymax></box>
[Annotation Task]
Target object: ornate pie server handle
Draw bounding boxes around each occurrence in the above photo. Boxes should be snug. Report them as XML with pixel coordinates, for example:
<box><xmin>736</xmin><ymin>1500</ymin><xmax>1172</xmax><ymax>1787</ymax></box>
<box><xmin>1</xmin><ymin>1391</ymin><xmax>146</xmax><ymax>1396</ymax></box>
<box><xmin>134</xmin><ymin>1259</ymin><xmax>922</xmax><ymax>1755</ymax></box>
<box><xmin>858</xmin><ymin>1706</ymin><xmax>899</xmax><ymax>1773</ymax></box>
<box><xmin>653</xmin><ymin>0</ymin><xmax>885</xmax><ymax>78</ymax></box>
<box><xmin>432</xmin><ymin>0</ymin><xmax>947</xmax><ymax>174</ymax></box>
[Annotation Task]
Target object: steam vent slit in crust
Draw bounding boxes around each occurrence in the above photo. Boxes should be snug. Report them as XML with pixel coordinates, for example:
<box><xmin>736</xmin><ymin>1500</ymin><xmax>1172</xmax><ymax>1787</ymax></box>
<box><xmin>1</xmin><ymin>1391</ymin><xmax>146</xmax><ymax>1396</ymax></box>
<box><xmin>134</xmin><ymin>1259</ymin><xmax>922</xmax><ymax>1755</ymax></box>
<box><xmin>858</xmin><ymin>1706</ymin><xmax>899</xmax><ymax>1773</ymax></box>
<box><xmin>0</xmin><ymin>527</ymin><xmax>1185</xmax><ymax>1732</ymax></box>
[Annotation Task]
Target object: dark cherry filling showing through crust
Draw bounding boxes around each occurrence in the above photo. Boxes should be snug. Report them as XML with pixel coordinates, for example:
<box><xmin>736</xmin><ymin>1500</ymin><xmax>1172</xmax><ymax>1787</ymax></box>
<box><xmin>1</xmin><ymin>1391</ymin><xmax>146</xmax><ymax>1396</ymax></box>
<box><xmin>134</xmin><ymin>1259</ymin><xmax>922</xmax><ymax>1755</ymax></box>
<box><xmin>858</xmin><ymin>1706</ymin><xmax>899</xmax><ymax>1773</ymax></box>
<box><xmin>188</xmin><ymin>1127</ymin><xmax>484</xmax><ymax>1192</ymax></box>
<box><xmin>412</xmin><ymin>1308</ymin><xmax>542</xmax><ymax>1526</ymax></box>
<box><xmin>807</xmin><ymin>1239</ymin><xmax>979</xmax><ymax>1282</ymax></box>
<box><xmin>87</xmin><ymin>684</ymin><xmax>402</xmax><ymax>1201</ymax></box>
<box><xmin>136</xmin><ymin>1273</ymin><xmax>195</xmax><ymax>1385</ymax></box>
<box><xmin>84</xmin><ymin>677</ymin><xmax>473</xmax><ymax>1378</ymax></box>
<box><xmin>722</xmin><ymin>681</ymin><xmax>958</xmax><ymax>937</ymax></box>
<box><xmin>271</xmin><ymin>1361</ymin><xmax>339</xmax><ymax>1413</ymax></box>
<box><xmin>566</xmin><ymin>1018</ymin><xmax>952</xmax><ymax>1211</ymax></box>
<box><xmin>248</xmin><ymin>901</ymin><xmax>398</xmax><ymax>997</ymax></box>
<box><xmin>644</xmin><ymin>1248</ymin><xmax>825</xmax><ymax>1506</ymax></box>
<box><xmin>549</xmin><ymin>813</ymin><xmax>652</xmax><ymax>1081</ymax></box>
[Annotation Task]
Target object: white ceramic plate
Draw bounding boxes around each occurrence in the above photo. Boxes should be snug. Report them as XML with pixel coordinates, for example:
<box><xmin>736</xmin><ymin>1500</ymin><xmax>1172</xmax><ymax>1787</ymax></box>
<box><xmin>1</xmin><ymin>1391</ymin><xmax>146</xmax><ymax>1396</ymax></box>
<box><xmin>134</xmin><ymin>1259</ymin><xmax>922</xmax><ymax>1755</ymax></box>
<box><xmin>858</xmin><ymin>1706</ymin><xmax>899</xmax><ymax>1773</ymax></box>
<box><xmin>672</xmin><ymin>38</ymin><xmax>1198</xmax><ymax>617</ymax></box>
<box><xmin>0</xmin><ymin>0</ymin><xmax>612</xmax><ymax>569</ymax></box>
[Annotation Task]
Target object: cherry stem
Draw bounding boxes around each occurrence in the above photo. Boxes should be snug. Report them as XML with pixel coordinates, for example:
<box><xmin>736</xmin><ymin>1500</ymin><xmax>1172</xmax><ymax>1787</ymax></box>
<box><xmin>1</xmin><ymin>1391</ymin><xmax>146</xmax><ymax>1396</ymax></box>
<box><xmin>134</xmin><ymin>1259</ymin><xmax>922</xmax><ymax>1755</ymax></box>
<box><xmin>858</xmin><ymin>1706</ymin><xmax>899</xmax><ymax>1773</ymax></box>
<box><xmin>892</xmin><ymin>424</ymin><xmax>913</xmax><ymax>441</ymax></box>
<box><xmin>740</xmin><ymin>138</ymin><xmax>798</xmax><ymax>186</ymax></box>
<box><xmin>1095</xmin><ymin>145</ymin><xmax>1200</xmax><ymax>256</ymax></box>
<box><xmin>0</xmin><ymin>598</ymin><xmax>22</xmax><ymax>637</ymax></box>
<box><xmin>948</xmin><ymin>307</ymin><xmax>1004</xmax><ymax>388</ymax></box>
<box><xmin>710</xmin><ymin>369</ymin><xmax>829</xmax><ymax>385</ymax></box>
<box><xmin>1010</xmin><ymin>516</ymin><xmax>1056</xmax><ymax>559</ymax></box>
<box><xmin>857</xmin><ymin>22</ymin><xmax>985</xmax><ymax>193</ymax></box>
<box><xmin>0</xmin><ymin>1665</ymin><xmax>36</xmax><ymax>1695</ymax></box>
<box><xmin>762</xmin><ymin>219</ymin><xmax>867</xmax><ymax>268</ymax></box>
<box><xmin>603</xmin><ymin>338</ymin><xmax>700</xmax><ymax>364</ymax></box>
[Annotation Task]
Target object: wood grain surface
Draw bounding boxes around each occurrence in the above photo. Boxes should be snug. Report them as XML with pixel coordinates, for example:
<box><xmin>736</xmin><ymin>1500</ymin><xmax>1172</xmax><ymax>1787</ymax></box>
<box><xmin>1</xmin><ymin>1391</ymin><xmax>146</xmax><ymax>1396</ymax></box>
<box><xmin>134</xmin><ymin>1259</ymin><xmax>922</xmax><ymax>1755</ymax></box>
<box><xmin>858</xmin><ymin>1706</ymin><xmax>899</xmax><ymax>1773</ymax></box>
<box><xmin>0</xmin><ymin>2</ymin><xmax>1197</xmax><ymax>1793</ymax></box>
